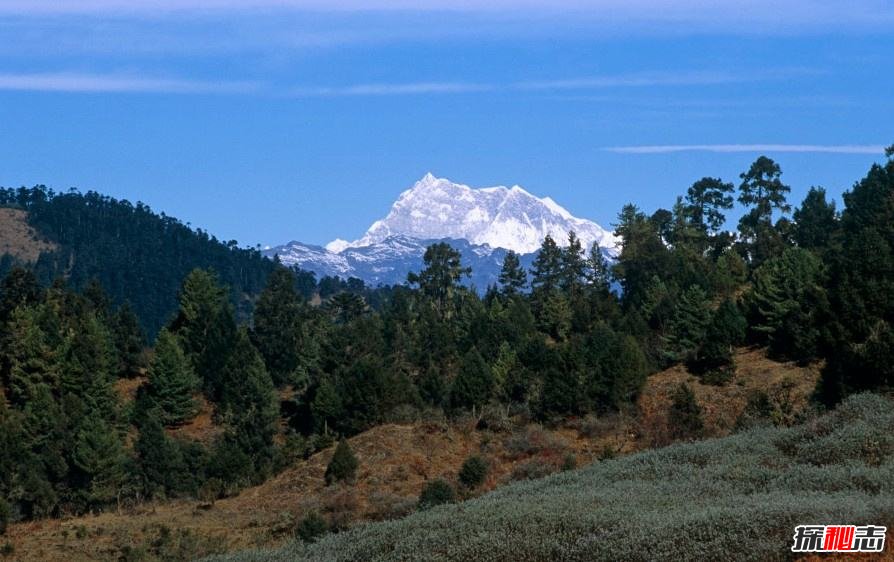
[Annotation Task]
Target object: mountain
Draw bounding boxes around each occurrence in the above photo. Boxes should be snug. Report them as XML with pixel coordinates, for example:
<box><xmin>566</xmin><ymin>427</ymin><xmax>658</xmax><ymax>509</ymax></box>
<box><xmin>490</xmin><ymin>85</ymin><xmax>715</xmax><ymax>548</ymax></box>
<box><xmin>0</xmin><ymin>186</ymin><xmax>276</xmax><ymax>336</ymax></box>
<box><xmin>268</xmin><ymin>174</ymin><xmax>616</xmax><ymax>287</ymax></box>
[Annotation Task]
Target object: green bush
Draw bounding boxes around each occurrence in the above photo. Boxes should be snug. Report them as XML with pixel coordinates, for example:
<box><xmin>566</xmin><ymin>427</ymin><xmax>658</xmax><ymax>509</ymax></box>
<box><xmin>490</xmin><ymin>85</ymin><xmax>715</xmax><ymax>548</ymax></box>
<box><xmin>418</xmin><ymin>479</ymin><xmax>455</xmax><ymax>510</ymax></box>
<box><xmin>295</xmin><ymin>512</ymin><xmax>328</xmax><ymax>543</ymax></box>
<box><xmin>458</xmin><ymin>455</ymin><xmax>488</xmax><ymax>489</ymax></box>
<box><xmin>324</xmin><ymin>440</ymin><xmax>358</xmax><ymax>486</ymax></box>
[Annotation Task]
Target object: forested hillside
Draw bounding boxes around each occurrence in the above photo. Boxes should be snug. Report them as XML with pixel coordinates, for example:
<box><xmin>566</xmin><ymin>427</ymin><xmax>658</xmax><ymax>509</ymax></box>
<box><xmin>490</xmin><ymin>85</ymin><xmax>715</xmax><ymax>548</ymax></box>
<box><xmin>2</xmin><ymin>149</ymin><xmax>894</xmax><ymax>559</ymax></box>
<box><xmin>0</xmin><ymin>186</ymin><xmax>278</xmax><ymax>335</ymax></box>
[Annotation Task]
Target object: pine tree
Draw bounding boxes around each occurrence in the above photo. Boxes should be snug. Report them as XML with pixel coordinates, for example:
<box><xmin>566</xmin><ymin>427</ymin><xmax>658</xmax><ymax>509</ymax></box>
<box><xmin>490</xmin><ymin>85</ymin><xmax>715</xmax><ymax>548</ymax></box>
<box><xmin>146</xmin><ymin>329</ymin><xmax>199</xmax><ymax>426</ymax></box>
<box><xmin>560</xmin><ymin>231</ymin><xmax>587</xmax><ymax>297</ymax></box>
<box><xmin>71</xmin><ymin>416</ymin><xmax>126</xmax><ymax>508</ymax></box>
<box><xmin>737</xmin><ymin>156</ymin><xmax>791</xmax><ymax>265</ymax></box>
<box><xmin>662</xmin><ymin>286</ymin><xmax>711</xmax><ymax>364</ymax></box>
<box><xmin>251</xmin><ymin>267</ymin><xmax>303</xmax><ymax>385</ymax></box>
<box><xmin>110</xmin><ymin>303</ymin><xmax>146</xmax><ymax>378</ymax></box>
<box><xmin>325</xmin><ymin>439</ymin><xmax>359</xmax><ymax>485</ymax></box>
<box><xmin>134</xmin><ymin>411</ymin><xmax>188</xmax><ymax>497</ymax></box>
<box><xmin>323</xmin><ymin>292</ymin><xmax>367</xmax><ymax>324</ymax></box>
<box><xmin>218</xmin><ymin>329</ymin><xmax>278</xmax><ymax>477</ymax></box>
<box><xmin>169</xmin><ymin>269</ymin><xmax>237</xmax><ymax>399</ymax></box>
<box><xmin>498</xmin><ymin>250</ymin><xmax>527</xmax><ymax>296</ymax></box>
<box><xmin>310</xmin><ymin>376</ymin><xmax>344</xmax><ymax>435</ymax></box>
<box><xmin>530</xmin><ymin>235</ymin><xmax>563</xmax><ymax>295</ymax></box>
<box><xmin>0</xmin><ymin>267</ymin><xmax>41</xmax><ymax>325</ymax></box>
<box><xmin>5</xmin><ymin>306</ymin><xmax>57</xmax><ymax>407</ymax></box>
<box><xmin>586</xmin><ymin>243</ymin><xmax>612</xmax><ymax>294</ymax></box>
<box><xmin>688</xmin><ymin>299</ymin><xmax>746</xmax><ymax>383</ymax></box>
<box><xmin>407</xmin><ymin>243</ymin><xmax>470</xmax><ymax>318</ymax></box>
<box><xmin>685</xmin><ymin>176</ymin><xmax>734</xmax><ymax>234</ymax></box>
<box><xmin>793</xmin><ymin>187</ymin><xmax>838</xmax><ymax>254</ymax></box>
<box><xmin>747</xmin><ymin>247</ymin><xmax>825</xmax><ymax>363</ymax></box>
<box><xmin>450</xmin><ymin>348</ymin><xmax>493</xmax><ymax>411</ymax></box>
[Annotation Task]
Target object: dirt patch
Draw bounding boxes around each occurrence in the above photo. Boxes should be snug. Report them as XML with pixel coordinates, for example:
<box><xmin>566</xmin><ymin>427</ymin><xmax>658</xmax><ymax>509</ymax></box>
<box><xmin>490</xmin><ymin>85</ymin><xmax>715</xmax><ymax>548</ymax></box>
<box><xmin>0</xmin><ymin>208</ymin><xmax>56</xmax><ymax>262</ymax></box>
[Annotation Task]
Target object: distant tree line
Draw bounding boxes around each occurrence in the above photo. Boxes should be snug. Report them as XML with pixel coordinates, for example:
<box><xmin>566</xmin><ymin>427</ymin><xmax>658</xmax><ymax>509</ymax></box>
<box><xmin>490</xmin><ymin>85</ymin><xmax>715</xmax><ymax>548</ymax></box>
<box><xmin>1</xmin><ymin>149</ymin><xmax>893</xmax><ymax>529</ymax></box>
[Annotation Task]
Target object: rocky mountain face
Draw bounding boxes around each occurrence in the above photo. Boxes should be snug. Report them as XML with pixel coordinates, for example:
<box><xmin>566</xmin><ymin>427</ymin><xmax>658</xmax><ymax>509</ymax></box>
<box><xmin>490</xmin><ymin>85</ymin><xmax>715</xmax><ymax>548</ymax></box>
<box><xmin>265</xmin><ymin>174</ymin><xmax>616</xmax><ymax>288</ymax></box>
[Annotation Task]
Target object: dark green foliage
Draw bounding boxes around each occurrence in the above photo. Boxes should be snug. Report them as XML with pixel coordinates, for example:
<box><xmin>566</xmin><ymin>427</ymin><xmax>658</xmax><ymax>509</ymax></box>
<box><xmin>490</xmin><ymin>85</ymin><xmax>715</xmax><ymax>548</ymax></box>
<box><xmin>793</xmin><ymin>187</ymin><xmax>838</xmax><ymax>253</ymax></box>
<box><xmin>747</xmin><ymin>248</ymin><xmax>826</xmax><ymax>363</ymax></box>
<box><xmin>218</xmin><ymin>329</ymin><xmax>278</xmax><ymax>479</ymax></box>
<box><xmin>0</xmin><ymin>497</ymin><xmax>9</xmax><ymax>535</ymax></box>
<box><xmin>662</xmin><ymin>285</ymin><xmax>711</xmax><ymax>364</ymax></box>
<box><xmin>450</xmin><ymin>348</ymin><xmax>493</xmax><ymax>411</ymax></box>
<box><xmin>458</xmin><ymin>455</ymin><xmax>488</xmax><ymax>489</ymax></box>
<box><xmin>295</xmin><ymin>512</ymin><xmax>328</xmax><ymax>543</ymax></box>
<box><xmin>668</xmin><ymin>383</ymin><xmax>704</xmax><ymax>440</ymax></box>
<box><xmin>110</xmin><ymin>303</ymin><xmax>146</xmax><ymax>378</ymax></box>
<box><xmin>418</xmin><ymin>479</ymin><xmax>455</xmax><ymax>510</ymax></box>
<box><xmin>169</xmin><ymin>269</ymin><xmax>238</xmax><ymax>399</ymax></box>
<box><xmin>146</xmin><ymin>329</ymin><xmax>199</xmax><ymax>426</ymax></box>
<box><xmin>688</xmin><ymin>299</ymin><xmax>746</xmax><ymax>383</ymax></box>
<box><xmin>498</xmin><ymin>250</ymin><xmax>527</xmax><ymax>296</ymax></box>
<box><xmin>325</xmin><ymin>440</ymin><xmax>359</xmax><ymax>485</ymax></box>
<box><xmin>685</xmin><ymin>177</ymin><xmax>734</xmax><ymax>234</ymax></box>
<box><xmin>251</xmin><ymin>267</ymin><xmax>304</xmax><ymax>386</ymax></box>
<box><xmin>530</xmin><ymin>235</ymin><xmax>563</xmax><ymax>295</ymax></box>
<box><xmin>407</xmin><ymin>243</ymin><xmax>470</xmax><ymax>318</ymax></box>
<box><xmin>737</xmin><ymin>156</ymin><xmax>791</xmax><ymax>265</ymax></box>
<box><xmin>0</xmin><ymin>186</ymin><xmax>275</xmax><ymax>337</ymax></box>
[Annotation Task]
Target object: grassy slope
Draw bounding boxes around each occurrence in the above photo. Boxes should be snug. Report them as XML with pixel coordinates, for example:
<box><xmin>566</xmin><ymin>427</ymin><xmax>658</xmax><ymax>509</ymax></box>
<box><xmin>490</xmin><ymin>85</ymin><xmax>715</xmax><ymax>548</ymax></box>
<box><xmin>209</xmin><ymin>393</ymin><xmax>894</xmax><ymax>562</ymax></box>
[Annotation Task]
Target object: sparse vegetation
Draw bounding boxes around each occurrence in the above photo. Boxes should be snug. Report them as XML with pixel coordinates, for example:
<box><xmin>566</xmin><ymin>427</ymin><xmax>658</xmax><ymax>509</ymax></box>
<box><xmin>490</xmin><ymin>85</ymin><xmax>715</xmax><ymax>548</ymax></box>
<box><xmin>204</xmin><ymin>393</ymin><xmax>894</xmax><ymax>562</ymax></box>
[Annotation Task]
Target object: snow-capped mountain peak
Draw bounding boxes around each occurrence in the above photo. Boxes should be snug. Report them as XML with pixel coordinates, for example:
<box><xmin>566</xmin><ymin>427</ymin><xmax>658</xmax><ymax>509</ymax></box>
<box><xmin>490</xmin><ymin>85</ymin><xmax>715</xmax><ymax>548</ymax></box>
<box><xmin>334</xmin><ymin>174</ymin><xmax>616</xmax><ymax>255</ymax></box>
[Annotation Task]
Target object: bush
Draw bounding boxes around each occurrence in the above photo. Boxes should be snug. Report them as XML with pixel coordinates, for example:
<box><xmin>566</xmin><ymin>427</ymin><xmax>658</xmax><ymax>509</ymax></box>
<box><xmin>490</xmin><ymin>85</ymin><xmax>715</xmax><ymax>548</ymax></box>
<box><xmin>295</xmin><ymin>512</ymin><xmax>327</xmax><ymax>543</ymax></box>
<box><xmin>561</xmin><ymin>453</ymin><xmax>577</xmax><ymax>471</ymax></box>
<box><xmin>418</xmin><ymin>479</ymin><xmax>455</xmax><ymax>510</ymax></box>
<box><xmin>324</xmin><ymin>440</ymin><xmax>358</xmax><ymax>485</ymax></box>
<box><xmin>668</xmin><ymin>383</ymin><xmax>704</xmax><ymax>440</ymax></box>
<box><xmin>458</xmin><ymin>455</ymin><xmax>488</xmax><ymax>489</ymax></box>
<box><xmin>0</xmin><ymin>498</ymin><xmax>9</xmax><ymax>535</ymax></box>
<box><xmin>509</xmin><ymin>459</ymin><xmax>555</xmax><ymax>481</ymax></box>
<box><xmin>0</xmin><ymin>542</ymin><xmax>13</xmax><ymax>558</ymax></box>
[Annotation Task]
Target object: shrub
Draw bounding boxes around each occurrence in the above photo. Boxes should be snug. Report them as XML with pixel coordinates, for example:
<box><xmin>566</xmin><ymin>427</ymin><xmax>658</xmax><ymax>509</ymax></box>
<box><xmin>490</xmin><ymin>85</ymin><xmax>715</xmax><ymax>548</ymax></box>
<box><xmin>324</xmin><ymin>440</ymin><xmax>358</xmax><ymax>485</ymax></box>
<box><xmin>668</xmin><ymin>383</ymin><xmax>704</xmax><ymax>440</ymax></box>
<box><xmin>366</xmin><ymin>492</ymin><xmax>416</xmax><ymax>521</ymax></box>
<box><xmin>458</xmin><ymin>455</ymin><xmax>488</xmax><ymax>489</ymax></box>
<box><xmin>561</xmin><ymin>453</ymin><xmax>577</xmax><ymax>471</ymax></box>
<box><xmin>0</xmin><ymin>498</ymin><xmax>9</xmax><ymax>535</ymax></box>
<box><xmin>295</xmin><ymin>512</ymin><xmax>327</xmax><ymax>543</ymax></box>
<box><xmin>0</xmin><ymin>542</ymin><xmax>13</xmax><ymax>558</ymax></box>
<box><xmin>418</xmin><ymin>479</ymin><xmax>455</xmax><ymax>510</ymax></box>
<box><xmin>509</xmin><ymin>459</ymin><xmax>555</xmax><ymax>481</ymax></box>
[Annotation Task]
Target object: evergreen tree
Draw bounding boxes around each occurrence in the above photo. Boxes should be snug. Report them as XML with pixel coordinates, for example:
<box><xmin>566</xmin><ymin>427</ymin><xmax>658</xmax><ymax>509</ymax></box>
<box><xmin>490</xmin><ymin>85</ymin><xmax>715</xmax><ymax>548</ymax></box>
<box><xmin>450</xmin><ymin>348</ymin><xmax>493</xmax><ymax>411</ymax></box>
<box><xmin>0</xmin><ymin>267</ymin><xmax>41</xmax><ymax>325</ymax></box>
<box><xmin>498</xmin><ymin>250</ymin><xmax>527</xmax><ymax>296</ymax></box>
<box><xmin>251</xmin><ymin>267</ymin><xmax>303</xmax><ymax>385</ymax></box>
<box><xmin>688</xmin><ymin>299</ymin><xmax>746</xmax><ymax>383</ymax></box>
<box><xmin>560</xmin><ymin>231</ymin><xmax>587</xmax><ymax>297</ymax></box>
<box><xmin>5</xmin><ymin>306</ymin><xmax>57</xmax><ymax>407</ymax></box>
<box><xmin>407</xmin><ymin>243</ymin><xmax>470</xmax><ymax>318</ymax></box>
<box><xmin>586</xmin><ymin>243</ymin><xmax>612</xmax><ymax>295</ymax></box>
<box><xmin>793</xmin><ymin>187</ymin><xmax>838</xmax><ymax>254</ymax></box>
<box><xmin>530</xmin><ymin>235</ymin><xmax>563</xmax><ymax>295</ymax></box>
<box><xmin>134</xmin><ymin>411</ymin><xmax>190</xmax><ymax>498</ymax></box>
<box><xmin>217</xmin><ymin>329</ymin><xmax>278</xmax><ymax>480</ymax></box>
<box><xmin>685</xmin><ymin>177</ymin><xmax>734</xmax><ymax>234</ymax></box>
<box><xmin>71</xmin><ymin>416</ymin><xmax>126</xmax><ymax>509</ymax></box>
<box><xmin>747</xmin><ymin>248</ymin><xmax>825</xmax><ymax>363</ymax></box>
<box><xmin>169</xmin><ymin>269</ymin><xmax>237</xmax><ymax>399</ymax></box>
<box><xmin>110</xmin><ymin>303</ymin><xmax>146</xmax><ymax>378</ymax></box>
<box><xmin>324</xmin><ymin>439</ymin><xmax>359</xmax><ymax>485</ymax></box>
<box><xmin>662</xmin><ymin>286</ymin><xmax>711</xmax><ymax>364</ymax></box>
<box><xmin>323</xmin><ymin>292</ymin><xmax>367</xmax><ymax>324</ymax></box>
<box><xmin>146</xmin><ymin>329</ymin><xmax>199</xmax><ymax>426</ymax></box>
<box><xmin>737</xmin><ymin>156</ymin><xmax>791</xmax><ymax>265</ymax></box>
<box><xmin>310</xmin><ymin>376</ymin><xmax>344</xmax><ymax>435</ymax></box>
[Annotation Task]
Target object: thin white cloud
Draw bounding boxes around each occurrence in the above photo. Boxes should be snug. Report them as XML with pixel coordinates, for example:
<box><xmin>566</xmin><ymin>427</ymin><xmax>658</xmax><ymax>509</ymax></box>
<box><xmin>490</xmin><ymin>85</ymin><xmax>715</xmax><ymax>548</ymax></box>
<box><xmin>290</xmin><ymin>81</ymin><xmax>493</xmax><ymax>96</ymax></box>
<box><xmin>606</xmin><ymin>144</ymin><xmax>886</xmax><ymax>155</ymax></box>
<box><xmin>0</xmin><ymin>72</ymin><xmax>260</xmax><ymax>94</ymax></box>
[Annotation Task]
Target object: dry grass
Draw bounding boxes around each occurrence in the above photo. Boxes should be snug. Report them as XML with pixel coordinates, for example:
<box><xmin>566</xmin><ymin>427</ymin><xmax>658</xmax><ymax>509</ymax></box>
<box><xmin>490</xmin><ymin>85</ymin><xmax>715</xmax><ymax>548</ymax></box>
<box><xmin>0</xmin><ymin>208</ymin><xmax>56</xmax><ymax>262</ymax></box>
<box><xmin>5</xmin><ymin>348</ymin><xmax>820</xmax><ymax>561</ymax></box>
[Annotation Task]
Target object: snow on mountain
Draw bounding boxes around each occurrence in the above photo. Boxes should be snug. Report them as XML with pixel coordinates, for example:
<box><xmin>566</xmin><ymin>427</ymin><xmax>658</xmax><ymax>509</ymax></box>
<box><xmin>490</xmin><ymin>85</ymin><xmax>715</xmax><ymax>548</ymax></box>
<box><xmin>341</xmin><ymin>173</ymin><xmax>617</xmax><ymax>254</ymax></box>
<box><xmin>265</xmin><ymin>174</ymin><xmax>617</xmax><ymax>288</ymax></box>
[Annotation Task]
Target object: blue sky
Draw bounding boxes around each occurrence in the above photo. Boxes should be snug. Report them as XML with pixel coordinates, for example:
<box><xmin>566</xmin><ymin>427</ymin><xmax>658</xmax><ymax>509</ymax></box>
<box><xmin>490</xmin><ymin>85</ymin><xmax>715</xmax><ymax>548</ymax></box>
<box><xmin>0</xmin><ymin>1</ymin><xmax>891</xmax><ymax>247</ymax></box>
